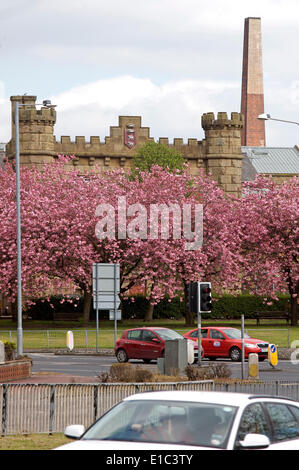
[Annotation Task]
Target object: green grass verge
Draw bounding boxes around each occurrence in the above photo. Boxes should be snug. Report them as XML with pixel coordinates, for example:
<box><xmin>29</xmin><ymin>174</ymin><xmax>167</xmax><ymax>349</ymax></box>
<box><xmin>0</xmin><ymin>318</ymin><xmax>298</xmax><ymax>349</ymax></box>
<box><xmin>0</xmin><ymin>433</ymin><xmax>71</xmax><ymax>450</ymax></box>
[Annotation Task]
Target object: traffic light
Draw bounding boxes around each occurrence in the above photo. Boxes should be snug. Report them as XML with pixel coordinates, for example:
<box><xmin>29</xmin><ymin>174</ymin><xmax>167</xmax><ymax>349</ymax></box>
<box><xmin>199</xmin><ymin>282</ymin><xmax>212</xmax><ymax>312</ymax></box>
<box><xmin>187</xmin><ymin>282</ymin><xmax>198</xmax><ymax>313</ymax></box>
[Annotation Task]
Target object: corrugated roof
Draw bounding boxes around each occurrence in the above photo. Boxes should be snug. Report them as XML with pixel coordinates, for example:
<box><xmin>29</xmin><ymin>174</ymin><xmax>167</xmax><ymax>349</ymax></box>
<box><xmin>242</xmin><ymin>146</ymin><xmax>299</xmax><ymax>175</ymax></box>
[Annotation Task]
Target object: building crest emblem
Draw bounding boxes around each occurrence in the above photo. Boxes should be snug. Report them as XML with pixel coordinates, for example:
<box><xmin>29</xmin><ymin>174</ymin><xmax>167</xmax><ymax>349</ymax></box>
<box><xmin>124</xmin><ymin>124</ymin><xmax>136</xmax><ymax>149</ymax></box>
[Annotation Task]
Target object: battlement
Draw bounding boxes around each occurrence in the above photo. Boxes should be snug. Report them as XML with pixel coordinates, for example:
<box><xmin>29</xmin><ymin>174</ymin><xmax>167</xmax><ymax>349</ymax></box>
<box><xmin>55</xmin><ymin>135</ymin><xmax>201</xmax><ymax>150</ymax></box>
<box><xmin>7</xmin><ymin>95</ymin><xmax>244</xmax><ymax>195</ymax></box>
<box><xmin>10</xmin><ymin>95</ymin><xmax>56</xmax><ymax>128</ymax></box>
<box><xmin>18</xmin><ymin>106</ymin><xmax>56</xmax><ymax>124</ymax></box>
<box><xmin>201</xmin><ymin>112</ymin><xmax>243</xmax><ymax>130</ymax></box>
<box><xmin>54</xmin><ymin>115</ymin><xmax>203</xmax><ymax>160</ymax></box>
<box><xmin>158</xmin><ymin>137</ymin><xmax>199</xmax><ymax>148</ymax></box>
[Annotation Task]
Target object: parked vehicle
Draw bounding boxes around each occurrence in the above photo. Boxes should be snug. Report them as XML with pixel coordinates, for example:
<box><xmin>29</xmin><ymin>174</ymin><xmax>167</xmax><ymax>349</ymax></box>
<box><xmin>184</xmin><ymin>327</ymin><xmax>269</xmax><ymax>362</ymax></box>
<box><xmin>55</xmin><ymin>390</ymin><xmax>299</xmax><ymax>450</ymax></box>
<box><xmin>114</xmin><ymin>327</ymin><xmax>199</xmax><ymax>363</ymax></box>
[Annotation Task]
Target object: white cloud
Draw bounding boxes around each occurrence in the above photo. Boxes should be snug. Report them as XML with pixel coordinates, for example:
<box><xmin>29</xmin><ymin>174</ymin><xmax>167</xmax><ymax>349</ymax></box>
<box><xmin>51</xmin><ymin>75</ymin><xmax>240</xmax><ymax>142</ymax></box>
<box><xmin>0</xmin><ymin>0</ymin><xmax>298</xmax><ymax>147</ymax></box>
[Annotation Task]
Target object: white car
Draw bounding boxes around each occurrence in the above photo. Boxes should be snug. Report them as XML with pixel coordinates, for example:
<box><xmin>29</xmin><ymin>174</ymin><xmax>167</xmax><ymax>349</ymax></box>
<box><xmin>55</xmin><ymin>391</ymin><xmax>299</xmax><ymax>450</ymax></box>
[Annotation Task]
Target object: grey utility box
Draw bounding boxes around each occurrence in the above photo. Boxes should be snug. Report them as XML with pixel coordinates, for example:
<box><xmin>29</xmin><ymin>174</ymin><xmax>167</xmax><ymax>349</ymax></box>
<box><xmin>164</xmin><ymin>339</ymin><xmax>188</xmax><ymax>376</ymax></box>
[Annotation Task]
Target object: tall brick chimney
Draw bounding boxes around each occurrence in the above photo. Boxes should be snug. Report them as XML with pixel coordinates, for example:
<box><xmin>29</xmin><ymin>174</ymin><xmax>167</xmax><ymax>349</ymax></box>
<box><xmin>241</xmin><ymin>17</ymin><xmax>266</xmax><ymax>146</ymax></box>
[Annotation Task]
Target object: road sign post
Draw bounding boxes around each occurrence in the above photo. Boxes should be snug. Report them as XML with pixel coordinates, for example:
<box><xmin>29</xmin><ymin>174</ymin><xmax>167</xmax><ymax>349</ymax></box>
<box><xmin>268</xmin><ymin>344</ymin><xmax>278</xmax><ymax>368</ymax></box>
<box><xmin>92</xmin><ymin>263</ymin><xmax>120</xmax><ymax>352</ymax></box>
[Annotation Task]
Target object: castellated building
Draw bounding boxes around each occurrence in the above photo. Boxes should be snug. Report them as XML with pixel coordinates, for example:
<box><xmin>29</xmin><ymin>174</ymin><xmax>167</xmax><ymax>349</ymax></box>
<box><xmin>6</xmin><ymin>95</ymin><xmax>244</xmax><ymax>197</ymax></box>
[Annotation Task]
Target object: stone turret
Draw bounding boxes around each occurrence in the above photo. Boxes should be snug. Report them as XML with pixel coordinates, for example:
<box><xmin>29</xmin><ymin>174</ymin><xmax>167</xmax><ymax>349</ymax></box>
<box><xmin>6</xmin><ymin>95</ymin><xmax>56</xmax><ymax>167</ymax></box>
<box><xmin>202</xmin><ymin>112</ymin><xmax>244</xmax><ymax>196</ymax></box>
<box><xmin>6</xmin><ymin>95</ymin><xmax>244</xmax><ymax>196</ymax></box>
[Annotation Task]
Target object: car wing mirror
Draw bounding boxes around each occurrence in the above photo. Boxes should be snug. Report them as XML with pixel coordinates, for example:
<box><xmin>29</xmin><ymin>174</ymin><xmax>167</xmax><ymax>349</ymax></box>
<box><xmin>152</xmin><ymin>338</ymin><xmax>160</xmax><ymax>343</ymax></box>
<box><xmin>64</xmin><ymin>424</ymin><xmax>85</xmax><ymax>440</ymax></box>
<box><xmin>239</xmin><ymin>433</ymin><xmax>270</xmax><ymax>449</ymax></box>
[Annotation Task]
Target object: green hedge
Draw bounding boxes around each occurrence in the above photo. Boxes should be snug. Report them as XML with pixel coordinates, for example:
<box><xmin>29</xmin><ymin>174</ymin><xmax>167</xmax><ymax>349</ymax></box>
<box><xmin>25</xmin><ymin>293</ymin><xmax>290</xmax><ymax>321</ymax></box>
<box><xmin>25</xmin><ymin>295</ymin><xmax>83</xmax><ymax>321</ymax></box>
<box><xmin>203</xmin><ymin>293</ymin><xmax>290</xmax><ymax>319</ymax></box>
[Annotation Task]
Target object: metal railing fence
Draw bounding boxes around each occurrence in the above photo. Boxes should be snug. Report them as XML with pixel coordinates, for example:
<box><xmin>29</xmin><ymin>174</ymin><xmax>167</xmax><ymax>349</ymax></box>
<box><xmin>1</xmin><ymin>380</ymin><xmax>299</xmax><ymax>436</ymax></box>
<box><xmin>0</xmin><ymin>380</ymin><xmax>213</xmax><ymax>436</ymax></box>
<box><xmin>0</xmin><ymin>328</ymin><xmax>291</xmax><ymax>350</ymax></box>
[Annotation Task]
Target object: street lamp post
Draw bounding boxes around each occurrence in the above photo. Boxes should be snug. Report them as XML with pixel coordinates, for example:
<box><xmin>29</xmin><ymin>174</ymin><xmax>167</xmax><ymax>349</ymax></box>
<box><xmin>258</xmin><ymin>113</ymin><xmax>299</xmax><ymax>126</ymax></box>
<box><xmin>14</xmin><ymin>99</ymin><xmax>56</xmax><ymax>357</ymax></box>
<box><xmin>14</xmin><ymin>101</ymin><xmax>22</xmax><ymax>357</ymax></box>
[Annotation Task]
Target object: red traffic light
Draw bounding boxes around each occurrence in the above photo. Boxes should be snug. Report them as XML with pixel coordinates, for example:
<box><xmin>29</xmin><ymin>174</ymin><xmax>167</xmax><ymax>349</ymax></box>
<box><xmin>199</xmin><ymin>282</ymin><xmax>212</xmax><ymax>312</ymax></box>
<box><xmin>202</xmin><ymin>287</ymin><xmax>211</xmax><ymax>294</ymax></box>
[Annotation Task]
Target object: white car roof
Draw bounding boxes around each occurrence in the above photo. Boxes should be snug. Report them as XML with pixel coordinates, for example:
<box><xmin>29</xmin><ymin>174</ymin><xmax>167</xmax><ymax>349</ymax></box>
<box><xmin>123</xmin><ymin>390</ymin><xmax>253</xmax><ymax>407</ymax></box>
<box><xmin>123</xmin><ymin>390</ymin><xmax>297</xmax><ymax>407</ymax></box>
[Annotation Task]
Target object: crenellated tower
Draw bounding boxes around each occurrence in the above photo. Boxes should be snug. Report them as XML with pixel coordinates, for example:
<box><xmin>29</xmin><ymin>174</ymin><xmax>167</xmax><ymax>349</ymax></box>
<box><xmin>202</xmin><ymin>112</ymin><xmax>244</xmax><ymax>197</ymax></box>
<box><xmin>6</xmin><ymin>95</ymin><xmax>56</xmax><ymax>167</ymax></box>
<box><xmin>6</xmin><ymin>94</ymin><xmax>244</xmax><ymax>195</ymax></box>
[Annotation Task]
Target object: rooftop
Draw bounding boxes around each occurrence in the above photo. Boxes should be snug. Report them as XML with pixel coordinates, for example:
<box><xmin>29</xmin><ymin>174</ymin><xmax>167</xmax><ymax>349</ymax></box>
<box><xmin>242</xmin><ymin>146</ymin><xmax>299</xmax><ymax>179</ymax></box>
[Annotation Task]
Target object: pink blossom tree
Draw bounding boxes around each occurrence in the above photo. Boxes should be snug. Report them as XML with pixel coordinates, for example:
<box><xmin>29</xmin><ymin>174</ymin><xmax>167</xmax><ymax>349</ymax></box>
<box><xmin>0</xmin><ymin>158</ymin><xmax>243</xmax><ymax>326</ymax></box>
<box><xmin>87</xmin><ymin>165</ymin><xmax>243</xmax><ymax>324</ymax></box>
<box><xmin>236</xmin><ymin>176</ymin><xmax>299</xmax><ymax>325</ymax></box>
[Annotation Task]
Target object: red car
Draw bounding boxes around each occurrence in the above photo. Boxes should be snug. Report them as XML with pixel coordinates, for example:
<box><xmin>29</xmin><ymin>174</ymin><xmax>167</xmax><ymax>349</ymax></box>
<box><xmin>184</xmin><ymin>327</ymin><xmax>269</xmax><ymax>362</ymax></box>
<box><xmin>115</xmin><ymin>327</ymin><xmax>199</xmax><ymax>363</ymax></box>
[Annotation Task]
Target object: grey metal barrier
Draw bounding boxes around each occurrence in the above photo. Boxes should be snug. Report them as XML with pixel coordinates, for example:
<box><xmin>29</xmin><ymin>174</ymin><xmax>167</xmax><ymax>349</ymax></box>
<box><xmin>0</xmin><ymin>380</ymin><xmax>214</xmax><ymax>436</ymax></box>
<box><xmin>2</xmin><ymin>380</ymin><xmax>299</xmax><ymax>436</ymax></box>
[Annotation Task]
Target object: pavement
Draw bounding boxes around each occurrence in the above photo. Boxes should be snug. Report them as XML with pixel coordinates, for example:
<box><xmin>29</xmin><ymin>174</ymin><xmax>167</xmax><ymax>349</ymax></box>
<box><xmin>4</xmin><ymin>347</ymin><xmax>297</xmax><ymax>384</ymax></box>
<box><xmin>7</xmin><ymin>372</ymin><xmax>101</xmax><ymax>384</ymax></box>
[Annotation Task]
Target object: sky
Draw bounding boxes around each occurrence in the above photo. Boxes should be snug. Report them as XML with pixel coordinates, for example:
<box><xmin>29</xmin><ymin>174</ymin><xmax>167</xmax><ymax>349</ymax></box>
<box><xmin>0</xmin><ymin>0</ymin><xmax>298</xmax><ymax>147</ymax></box>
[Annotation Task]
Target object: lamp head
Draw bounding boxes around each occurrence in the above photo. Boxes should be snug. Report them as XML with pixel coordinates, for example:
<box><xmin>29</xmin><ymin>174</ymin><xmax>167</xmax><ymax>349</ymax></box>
<box><xmin>258</xmin><ymin>113</ymin><xmax>271</xmax><ymax>120</ymax></box>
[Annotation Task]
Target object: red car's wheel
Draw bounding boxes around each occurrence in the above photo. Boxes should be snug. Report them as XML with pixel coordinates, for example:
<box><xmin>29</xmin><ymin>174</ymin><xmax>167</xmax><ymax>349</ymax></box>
<box><xmin>229</xmin><ymin>346</ymin><xmax>241</xmax><ymax>362</ymax></box>
<box><xmin>116</xmin><ymin>349</ymin><xmax>129</xmax><ymax>363</ymax></box>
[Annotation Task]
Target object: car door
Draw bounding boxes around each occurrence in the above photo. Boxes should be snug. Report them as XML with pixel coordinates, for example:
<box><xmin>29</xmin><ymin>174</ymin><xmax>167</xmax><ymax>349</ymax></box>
<box><xmin>205</xmin><ymin>329</ymin><xmax>227</xmax><ymax>357</ymax></box>
<box><xmin>234</xmin><ymin>401</ymin><xmax>299</xmax><ymax>450</ymax></box>
<box><xmin>263</xmin><ymin>402</ymin><xmax>299</xmax><ymax>449</ymax></box>
<box><xmin>233</xmin><ymin>402</ymin><xmax>272</xmax><ymax>449</ymax></box>
<box><xmin>196</xmin><ymin>328</ymin><xmax>208</xmax><ymax>356</ymax></box>
<box><xmin>126</xmin><ymin>329</ymin><xmax>143</xmax><ymax>359</ymax></box>
<box><xmin>187</xmin><ymin>329</ymin><xmax>207</xmax><ymax>357</ymax></box>
<box><xmin>140</xmin><ymin>330</ymin><xmax>162</xmax><ymax>359</ymax></box>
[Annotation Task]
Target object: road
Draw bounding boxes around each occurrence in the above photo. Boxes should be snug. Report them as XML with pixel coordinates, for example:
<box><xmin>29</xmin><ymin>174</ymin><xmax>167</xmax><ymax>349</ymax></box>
<box><xmin>28</xmin><ymin>353</ymin><xmax>299</xmax><ymax>382</ymax></box>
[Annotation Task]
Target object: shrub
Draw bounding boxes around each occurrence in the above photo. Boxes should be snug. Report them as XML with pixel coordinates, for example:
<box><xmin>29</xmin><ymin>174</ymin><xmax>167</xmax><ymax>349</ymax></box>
<box><xmin>24</xmin><ymin>295</ymin><xmax>83</xmax><ymax>321</ymax></box>
<box><xmin>107</xmin><ymin>363</ymin><xmax>155</xmax><ymax>383</ymax></box>
<box><xmin>185</xmin><ymin>364</ymin><xmax>232</xmax><ymax>381</ymax></box>
<box><xmin>24</xmin><ymin>291</ymin><xmax>291</xmax><ymax>321</ymax></box>
<box><xmin>4</xmin><ymin>341</ymin><xmax>16</xmax><ymax>361</ymax></box>
<box><xmin>207</xmin><ymin>293</ymin><xmax>290</xmax><ymax>319</ymax></box>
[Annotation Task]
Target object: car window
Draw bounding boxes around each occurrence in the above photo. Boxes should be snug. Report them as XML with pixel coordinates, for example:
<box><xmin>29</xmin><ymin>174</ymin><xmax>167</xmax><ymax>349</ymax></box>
<box><xmin>190</xmin><ymin>329</ymin><xmax>208</xmax><ymax>338</ymax></box>
<box><xmin>82</xmin><ymin>399</ymin><xmax>237</xmax><ymax>449</ymax></box>
<box><xmin>190</xmin><ymin>330</ymin><xmax>198</xmax><ymax>338</ymax></box>
<box><xmin>210</xmin><ymin>329</ymin><xmax>225</xmax><ymax>340</ymax></box>
<box><xmin>152</xmin><ymin>329</ymin><xmax>183</xmax><ymax>341</ymax></box>
<box><xmin>265</xmin><ymin>403</ymin><xmax>299</xmax><ymax>441</ymax></box>
<box><xmin>222</xmin><ymin>328</ymin><xmax>250</xmax><ymax>339</ymax></box>
<box><xmin>235</xmin><ymin>403</ymin><xmax>271</xmax><ymax>447</ymax></box>
<box><xmin>288</xmin><ymin>405</ymin><xmax>299</xmax><ymax>422</ymax></box>
<box><xmin>127</xmin><ymin>330</ymin><xmax>142</xmax><ymax>341</ymax></box>
<box><xmin>142</xmin><ymin>330</ymin><xmax>158</xmax><ymax>342</ymax></box>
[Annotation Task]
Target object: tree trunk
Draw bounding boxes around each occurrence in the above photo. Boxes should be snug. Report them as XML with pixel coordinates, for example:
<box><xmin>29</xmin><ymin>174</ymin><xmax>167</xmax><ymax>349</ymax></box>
<box><xmin>183</xmin><ymin>281</ymin><xmax>195</xmax><ymax>327</ymax></box>
<box><xmin>144</xmin><ymin>303</ymin><xmax>154</xmax><ymax>322</ymax></box>
<box><xmin>82</xmin><ymin>289</ymin><xmax>92</xmax><ymax>327</ymax></box>
<box><xmin>185</xmin><ymin>309</ymin><xmax>195</xmax><ymax>327</ymax></box>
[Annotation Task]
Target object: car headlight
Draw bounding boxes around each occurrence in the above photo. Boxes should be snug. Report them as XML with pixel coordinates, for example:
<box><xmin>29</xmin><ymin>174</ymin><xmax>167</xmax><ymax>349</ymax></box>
<box><xmin>244</xmin><ymin>343</ymin><xmax>257</xmax><ymax>349</ymax></box>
